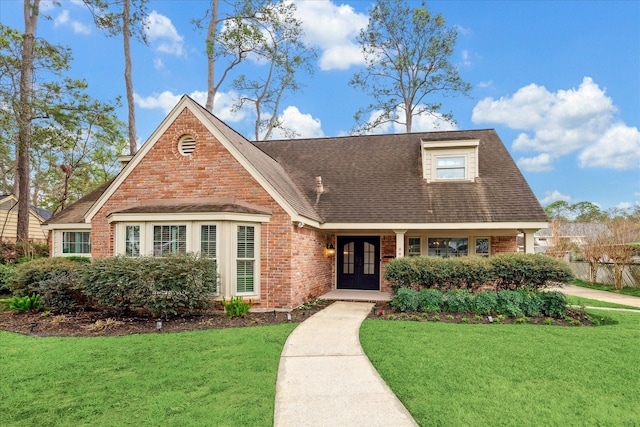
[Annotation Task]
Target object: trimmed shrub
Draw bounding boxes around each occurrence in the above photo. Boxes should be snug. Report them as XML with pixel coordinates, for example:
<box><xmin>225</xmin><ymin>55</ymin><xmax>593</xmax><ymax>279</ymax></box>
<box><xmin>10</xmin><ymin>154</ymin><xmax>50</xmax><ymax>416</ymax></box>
<box><xmin>473</xmin><ymin>291</ymin><xmax>498</xmax><ymax>315</ymax></box>
<box><xmin>417</xmin><ymin>289</ymin><xmax>444</xmax><ymax>313</ymax></box>
<box><xmin>12</xmin><ymin>258</ymin><xmax>85</xmax><ymax>310</ymax></box>
<box><xmin>81</xmin><ymin>253</ymin><xmax>218</xmax><ymax>318</ymax></box>
<box><xmin>442</xmin><ymin>289</ymin><xmax>473</xmax><ymax>313</ymax></box>
<box><xmin>540</xmin><ymin>291</ymin><xmax>568</xmax><ymax>318</ymax></box>
<box><xmin>0</xmin><ymin>264</ymin><xmax>17</xmax><ymax>294</ymax></box>
<box><xmin>390</xmin><ymin>288</ymin><xmax>419</xmax><ymax>312</ymax></box>
<box><xmin>489</xmin><ymin>254</ymin><xmax>574</xmax><ymax>291</ymax></box>
<box><xmin>496</xmin><ymin>290</ymin><xmax>524</xmax><ymax>317</ymax></box>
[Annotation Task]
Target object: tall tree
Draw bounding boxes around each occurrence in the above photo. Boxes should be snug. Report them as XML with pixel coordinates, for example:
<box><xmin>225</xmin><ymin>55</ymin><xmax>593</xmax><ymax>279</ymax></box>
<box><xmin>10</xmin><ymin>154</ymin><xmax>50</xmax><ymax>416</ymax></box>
<box><xmin>231</xmin><ymin>2</ymin><xmax>315</xmax><ymax>140</ymax></box>
<box><xmin>195</xmin><ymin>0</ymin><xmax>314</xmax><ymax>120</ymax></box>
<box><xmin>16</xmin><ymin>0</ymin><xmax>41</xmax><ymax>245</ymax></box>
<box><xmin>83</xmin><ymin>0</ymin><xmax>148</xmax><ymax>155</ymax></box>
<box><xmin>350</xmin><ymin>0</ymin><xmax>471</xmax><ymax>133</ymax></box>
<box><xmin>1</xmin><ymin>23</ymin><xmax>126</xmax><ymax>214</ymax></box>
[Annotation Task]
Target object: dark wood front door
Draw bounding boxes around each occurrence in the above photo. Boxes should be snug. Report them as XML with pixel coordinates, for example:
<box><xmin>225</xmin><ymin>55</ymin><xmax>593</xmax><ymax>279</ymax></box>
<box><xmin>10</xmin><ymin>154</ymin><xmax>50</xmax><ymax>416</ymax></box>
<box><xmin>337</xmin><ymin>236</ymin><xmax>380</xmax><ymax>290</ymax></box>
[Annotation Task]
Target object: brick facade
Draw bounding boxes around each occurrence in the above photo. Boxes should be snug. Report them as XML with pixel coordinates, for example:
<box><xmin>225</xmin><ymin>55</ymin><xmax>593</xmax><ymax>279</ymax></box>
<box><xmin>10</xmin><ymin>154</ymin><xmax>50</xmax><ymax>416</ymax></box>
<box><xmin>90</xmin><ymin>108</ymin><xmax>331</xmax><ymax>309</ymax></box>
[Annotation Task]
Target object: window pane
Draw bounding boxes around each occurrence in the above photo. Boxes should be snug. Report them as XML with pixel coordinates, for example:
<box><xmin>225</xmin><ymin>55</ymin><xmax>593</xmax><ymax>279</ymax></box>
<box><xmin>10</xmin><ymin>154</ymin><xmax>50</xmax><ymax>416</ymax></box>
<box><xmin>62</xmin><ymin>231</ymin><xmax>91</xmax><ymax>254</ymax></box>
<box><xmin>408</xmin><ymin>237</ymin><xmax>421</xmax><ymax>257</ymax></box>
<box><xmin>237</xmin><ymin>260</ymin><xmax>254</xmax><ymax>293</ymax></box>
<box><xmin>153</xmin><ymin>225</ymin><xmax>186</xmax><ymax>256</ymax></box>
<box><xmin>428</xmin><ymin>238</ymin><xmax>468</xmax><ymax>257</ymax></box>
<box><xmin>237</xmin><ymin>226</ymin><xmax>255</xmax><ymax>258</ymax></box>
<box><xmin>476</xmin><ymin>238</ymin><xmax>489</xmax><ymax>256</ymax></box>
<box><xmin>201</xmin><ymin>225</ymin><xmax>217</xmax><ymax>258</ymax></box>
<box><xmin>343</xmin><ymin>241</ymin><xmax>354</xmax><ymax>274</ymax></box>
<box><xmin>363</xmin><ymin>242</ymin><xmax>375</xmax><ymax>275</ymax></box>
<box><xmin>436</xmin><ymin>156</ymin><xmax>465</xmax><ymax>179</ymax></box>
<box><xmin>437</xmin><ymin>157</ymin><xmax>465</xmax><ymax>167</ymax></box>
<box><xmin>125</xmin><ymin>225</ymin><xmax>140</xmax><ymax>257</ymax></box>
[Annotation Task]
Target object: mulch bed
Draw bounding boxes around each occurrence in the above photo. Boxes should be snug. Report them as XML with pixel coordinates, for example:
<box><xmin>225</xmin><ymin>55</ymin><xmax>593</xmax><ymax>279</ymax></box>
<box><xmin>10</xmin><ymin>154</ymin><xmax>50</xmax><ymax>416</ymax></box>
<box><xmin>0</xmin><ymin>300</ymin><xmax>333</xmax><ymax>337</ymax></box>
<box><xmin>0</xmin><ymin>299</ymin><xmax>593</xmax><ymax>337</ymax></box>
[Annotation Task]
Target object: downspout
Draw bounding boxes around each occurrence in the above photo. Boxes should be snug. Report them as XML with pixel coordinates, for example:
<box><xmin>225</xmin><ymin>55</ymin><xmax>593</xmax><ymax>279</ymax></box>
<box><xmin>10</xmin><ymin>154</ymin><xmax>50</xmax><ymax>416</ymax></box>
<box><xmin>1</xmin><ymin>201</ymin><xmax>19</xmax><ymax>241</ymax></box>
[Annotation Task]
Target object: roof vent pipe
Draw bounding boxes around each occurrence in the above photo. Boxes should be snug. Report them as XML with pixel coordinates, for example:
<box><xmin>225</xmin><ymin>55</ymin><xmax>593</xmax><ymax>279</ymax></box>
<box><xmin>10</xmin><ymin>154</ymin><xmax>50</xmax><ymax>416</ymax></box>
<box><xmin>315</xmin><ymin>176</ymin><xmax>324</xmax><ymax>204</ymax></box>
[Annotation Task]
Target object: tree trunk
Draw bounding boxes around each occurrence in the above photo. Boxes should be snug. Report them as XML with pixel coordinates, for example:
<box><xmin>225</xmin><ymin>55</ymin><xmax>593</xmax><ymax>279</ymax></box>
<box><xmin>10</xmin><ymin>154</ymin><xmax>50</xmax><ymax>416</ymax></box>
<box><xmin>205</xmin><ymin>0</ymin><xmax>218</xmax><ymax>112</ymax></box>
<box><xmin>16</xmin><ymin>0</ymin><xmax>40</xmax><ymax>245</ymax></box>
<box><xmin>123</xmin><ymin>0</ymin><xmax>137</xmax><ymax>154</ymax></box>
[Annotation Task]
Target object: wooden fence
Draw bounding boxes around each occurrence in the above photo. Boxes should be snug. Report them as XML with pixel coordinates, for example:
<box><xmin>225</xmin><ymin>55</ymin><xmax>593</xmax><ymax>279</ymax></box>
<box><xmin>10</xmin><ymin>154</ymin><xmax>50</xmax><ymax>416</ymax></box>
<box><xmin>569</xmin><ymin>262</ymin><xmax>640</xmax><ymax>288</ymax></box>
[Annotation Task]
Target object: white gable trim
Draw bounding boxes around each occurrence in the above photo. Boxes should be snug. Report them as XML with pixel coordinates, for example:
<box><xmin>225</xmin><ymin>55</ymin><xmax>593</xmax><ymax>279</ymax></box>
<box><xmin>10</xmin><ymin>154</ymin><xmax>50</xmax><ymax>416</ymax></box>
<box><xmin>84</xmin><ymin>96</ymin><xmax>307</xmax><ymax>224</ymax></box>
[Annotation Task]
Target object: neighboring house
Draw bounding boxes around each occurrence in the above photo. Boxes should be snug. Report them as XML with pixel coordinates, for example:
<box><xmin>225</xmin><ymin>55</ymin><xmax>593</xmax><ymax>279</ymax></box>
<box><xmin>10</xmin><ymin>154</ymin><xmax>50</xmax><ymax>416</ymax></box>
<box><xmin>535</xmin><ymin>221</ymin><xmax>609</xmax><ymax>253</ymax></box>
<box><xmin>0</xmin><ymin>194</ymin><xmax>50</xmax><ymax>243</ymax></box>
<box><xmin>43</xmin><ymin>96</ymin><xmax>548</xmax><ymax>309</ymax></box>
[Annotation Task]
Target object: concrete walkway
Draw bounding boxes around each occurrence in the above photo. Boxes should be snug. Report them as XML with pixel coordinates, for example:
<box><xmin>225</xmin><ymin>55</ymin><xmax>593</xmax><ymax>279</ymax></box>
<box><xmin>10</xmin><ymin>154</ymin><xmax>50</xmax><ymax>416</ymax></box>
<box><xmin>549</xmin><ymin>284</ymin><xmax>640</xmax><ymax>308</ymax></box>
<box><xmin>274</xmin><ymin>301</ymin><xmax>418</xmax><ymax>427</ymax></box>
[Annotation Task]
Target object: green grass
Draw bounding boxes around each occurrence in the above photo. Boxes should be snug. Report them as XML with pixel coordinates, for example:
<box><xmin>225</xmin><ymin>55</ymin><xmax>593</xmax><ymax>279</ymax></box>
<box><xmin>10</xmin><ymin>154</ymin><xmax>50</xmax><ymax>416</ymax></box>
<box><xmin>573</xmin><ymin>279</ymin><xmax>640</xmax><ymax>297</ymax></box>
<box><xmin>0</xmin><ymin>324</ymin><xmax>296</xmax><ymax>426</ymax></box>
<box><xmin>567</xmin><ymin>295</ymin><xmax>640</xmax><ymax>310</ymax></box>
<box><xmin>361</xmin><ymin>311</ymin><xmax>640</xmax><ymax>426</ymax></box>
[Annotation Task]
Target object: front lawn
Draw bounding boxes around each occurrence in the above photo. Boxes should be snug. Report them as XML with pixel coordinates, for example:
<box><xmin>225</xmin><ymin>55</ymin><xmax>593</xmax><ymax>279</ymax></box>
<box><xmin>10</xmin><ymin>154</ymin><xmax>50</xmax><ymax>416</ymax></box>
<box><xmin>573</xmin><ymin>279</ymin><xmax>640</xmax><ymax>297</ymax></box>
<box><xmin>361</xmin><ymin>310</ymin><xmax>640</xmax><ymax>426</ymax></box>
<box><xmin>0</xmin><ymin>324</ymin><xmax>296</xmax><ymax>426</ymax></box>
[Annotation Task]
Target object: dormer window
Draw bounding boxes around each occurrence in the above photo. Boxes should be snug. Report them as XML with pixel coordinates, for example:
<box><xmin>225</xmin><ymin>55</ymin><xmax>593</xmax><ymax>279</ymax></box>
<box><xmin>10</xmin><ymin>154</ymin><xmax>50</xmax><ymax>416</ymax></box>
<box><xmin>421</xmin><ymin>139</ymin><xmax>479</xmax><ymax>183</ymax></box>
<box><xmin>436</xmin><ymin>156</ymin><xmax>466</xmax><ymax>179</ymax></box>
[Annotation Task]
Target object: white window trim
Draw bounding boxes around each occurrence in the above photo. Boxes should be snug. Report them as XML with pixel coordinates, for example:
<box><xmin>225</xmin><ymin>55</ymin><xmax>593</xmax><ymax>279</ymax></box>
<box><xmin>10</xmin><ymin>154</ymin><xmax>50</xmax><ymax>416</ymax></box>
<box><xmin>404</xmin><ymin>235</ymin><xmax>492</xmax><ymax>257</ymax></box>
<box><xmin>52</xmin><ymin>230</ymin><xmax>92</xmax><ymax>257</ymax></box>
<box><xmin>114</xmin><ymin>219</ymin><xmax>261</xmax><ymax>298</ymax></box>
<box><xmin>421</xmin><ymin>139</ymin><xmax>479</xmax><ymax>183</ymax></box>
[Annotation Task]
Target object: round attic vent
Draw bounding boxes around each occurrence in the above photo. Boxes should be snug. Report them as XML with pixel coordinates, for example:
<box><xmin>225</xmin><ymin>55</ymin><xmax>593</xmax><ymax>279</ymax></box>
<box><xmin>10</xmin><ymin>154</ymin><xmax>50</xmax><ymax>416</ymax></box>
<box><xmin>178</xmin><ymin>135</ymin><xmax>196</xmax><ymax>156</ymax></box>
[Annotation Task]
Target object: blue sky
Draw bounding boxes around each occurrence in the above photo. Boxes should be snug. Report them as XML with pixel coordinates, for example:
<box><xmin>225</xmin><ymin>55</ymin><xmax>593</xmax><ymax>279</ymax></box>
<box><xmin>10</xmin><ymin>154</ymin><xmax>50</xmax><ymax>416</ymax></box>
<box><xmin>2</xmin><ymin>0</ymin><xmax>639</xmax><ymax>213</ymax></box>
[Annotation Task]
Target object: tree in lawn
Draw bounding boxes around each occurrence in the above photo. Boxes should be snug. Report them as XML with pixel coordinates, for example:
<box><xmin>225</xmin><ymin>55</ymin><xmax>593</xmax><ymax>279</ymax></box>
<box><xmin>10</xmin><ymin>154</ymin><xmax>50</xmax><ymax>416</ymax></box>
<box><xmin>579</xmin><ymin>223</ymin><xmax>609</xmax><ymax>284</ymax></box>
<box><xmin>194</xmin><ymin>0</ymin><xmax>315</xmax><ymax>122</ymax></box>
<box><xmin>83</xmin><ymin>0</ymin><xmax>148</xmax><ymax>155</ymax></box>
<box><xmin>350</xmin><ymin>0</ymin><xmax>471</xmax><ymax>133</ymax></box>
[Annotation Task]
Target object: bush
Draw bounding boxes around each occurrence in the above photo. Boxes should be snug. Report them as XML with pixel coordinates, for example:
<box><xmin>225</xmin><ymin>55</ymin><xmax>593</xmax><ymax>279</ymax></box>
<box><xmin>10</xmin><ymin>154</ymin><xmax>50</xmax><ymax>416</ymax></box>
<box><xmin>540</xmin><ymin>291</ymin><xmax>568</xmax><ymax>318</ymax></box>
<box><xmin>12</xmin><ymin>258</ymin><xmax>85</xmax><ymax>310</ymax></box>
<box><xmin>385</xmin><ymin>253</ymin><xmax>575</xmax><ymax>293</ymax></box>
<box><xmin>473</xmin><ymin>291</ymin><xmax>498</xmax><ymax>315</ymax></box>
<box><xmin>417</xmin><ymin>289</ymin><xmax>443</xmax><ymax>313</ymax></box>
<box><xmin>521</xmin><ymin>292</ymin><xmax>543</xmax><ymax>317</ymax></box>
<box><xmin>221</xmin><ymin>296</ymin><xmax>252</xmax><ymax>318</ymax></box>
<box><xmin>82</xmin><ymin>253</ymin><xmax>218</xmax><ymax>319</ymax></box>
<box><xmin>489</xmin><ymin>254</ymin><xmax>574</xmax><ymax>291</ymax></box>
<box><xmin>0</xmin><ymin>264</ymin><xmax>17</xmax><ymax>294</ymax></box>
<box><xmin>496</xmin><ymin>290</ymin><xmax>524</xmax><ymax>317</ymax></box>
<box><xmin>390</xmin><ymin>288</ymin><xmax>419</xmax><ymax>312</ymax></box>
<box><xmin>0</xmin><ymin>294</ymin><xmax>43</xmax><ymax>312</ymax></box>
<box><xmin>442</xmin><ymin>289</ymin><xmax>473</xmax><ymax>313</ymax></box>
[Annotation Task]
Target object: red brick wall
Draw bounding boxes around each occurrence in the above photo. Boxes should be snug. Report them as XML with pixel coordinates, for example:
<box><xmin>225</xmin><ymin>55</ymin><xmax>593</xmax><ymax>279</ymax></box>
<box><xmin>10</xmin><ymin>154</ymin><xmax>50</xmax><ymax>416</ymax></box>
<box><xmin>491</xmin><ymin>236</ymin><xmax>518</xmax><ymax>254</ymax></box>
<box><xmin>90</xmin><ymin>107</ymin><xmax>325</xmax><ymax>309</ymax></box>
<box><xmin>289</xmin><ymin>227</ymin><xmax>334</xmax><ymax>307</ymax></box>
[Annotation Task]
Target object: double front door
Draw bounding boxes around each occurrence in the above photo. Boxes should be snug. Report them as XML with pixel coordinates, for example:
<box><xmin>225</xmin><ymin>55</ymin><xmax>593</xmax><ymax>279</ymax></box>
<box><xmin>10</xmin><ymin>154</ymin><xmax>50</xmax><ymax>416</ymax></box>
<box><xmin>337</xmin><ymin>236</ymin><xmax>380</xmax><ymax>290</ymax></box>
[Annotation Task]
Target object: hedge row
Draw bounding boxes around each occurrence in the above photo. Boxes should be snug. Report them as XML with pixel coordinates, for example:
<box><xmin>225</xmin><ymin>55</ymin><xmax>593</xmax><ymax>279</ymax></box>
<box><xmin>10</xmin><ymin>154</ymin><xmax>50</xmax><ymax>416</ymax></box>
<box><xmin>384</xmin><ymin>254</ymin><xmax>574</xmax><ymax>292</ymax></box>
<box><xmin>391</xmin><ymin>288</ymin><xmax>569</xmax><ymax>318</ymax></box>
<box><xmin>9</xmin><ymin>254</ymin><xmax>218</xmax><ymax>318</ymax></box>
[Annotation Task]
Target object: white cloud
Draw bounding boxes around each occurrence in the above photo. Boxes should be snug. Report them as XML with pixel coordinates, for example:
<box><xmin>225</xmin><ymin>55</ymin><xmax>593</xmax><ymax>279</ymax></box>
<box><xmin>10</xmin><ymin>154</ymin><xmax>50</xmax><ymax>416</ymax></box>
<box><xmin>540</xmin><ymin>190</ymin><xmax>571</xmax><ymax>205</ymax></box>
<box><xmin>477</xmin><ymin>80</ymin><xmax>493</xmax><ymax>89</ymax></box>
<box><xmin>134</xmin><ymin>90</ymin><xmax>246</xmax><ymax>123</ymax></box>
<box><xmin>461</xmin><ymin>50</ymin><xmax>472</xmax><ymax>67</ymax></box>
<box><xmin>294</xmin><ymin>0</ymin><xmax>368</xmax><ymax>70</ymax></box>
<box><xmin>153</xmin><ymin>58</ymin><xmax>164</xmax><ymax>70</ymax></box>
<box><xmin>363</xmin><ymin>106</ymin><xmax>458</xmax><ymax>134</ymax></box>
<box><xmin>54</xmin><ymin>10</ymin><xmax>91</xmax><ymax>35</ymax></box>
<box><xmin>615</xmin><ymin>201</ymin><xmax>632</xmax><ymax>211</ymax></box>
<box><xmin>517</xmin><ymin>153</ymin><xmax>554</xmax><ymax>172</ymax></box>
<box><xmin>270</xmin><ymin>106</ymin><xmax>325</xmax><ymax>139</ymax></box>
<box><xmin>472</xmin><ymin>77</ymin><xmax>638</xmax><ymax>170</ymax></box>
<box><xmin>578</xmin><ymin>123</ymin><xmax>640</xmax><ymax>169</ymax></box>
<box><xmin>145</xmin><ymin>11</ymin><xmax>184</xmax><ymax>56</ymax></box>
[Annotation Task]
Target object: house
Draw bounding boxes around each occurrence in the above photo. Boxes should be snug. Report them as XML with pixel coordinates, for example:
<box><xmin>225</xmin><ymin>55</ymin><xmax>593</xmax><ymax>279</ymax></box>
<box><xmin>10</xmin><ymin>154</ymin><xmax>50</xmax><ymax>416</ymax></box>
<box><xmin>43</xmin><ymin>96</ymin><xmax>548</xmax><ymax>309</ymax></box>
<box><xmin>534</xmin><ymin>220</ymin><xmax>609</xmax><ymax>255</ymax></box>
<box><xmin>0</xmin><ymin>194</ymin><xmax>50</xmax><ymax>243</ymax></box>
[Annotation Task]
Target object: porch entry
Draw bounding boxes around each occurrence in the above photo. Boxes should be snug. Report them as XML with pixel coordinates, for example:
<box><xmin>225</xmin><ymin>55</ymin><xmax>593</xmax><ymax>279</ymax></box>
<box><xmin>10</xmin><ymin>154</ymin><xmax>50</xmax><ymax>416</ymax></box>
<box><xmin>337</xmin><ymin>236</ymin><xmax>380</xmax><ymax>290</ymax></box>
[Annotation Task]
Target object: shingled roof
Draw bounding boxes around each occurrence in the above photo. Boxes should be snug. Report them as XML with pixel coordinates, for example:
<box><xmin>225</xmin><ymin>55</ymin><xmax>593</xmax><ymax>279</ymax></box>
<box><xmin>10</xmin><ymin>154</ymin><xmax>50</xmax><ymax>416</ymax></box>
<box><xmin>256</xmin><ymin>129</ymin><xmax>548</xmax><ymax>224</ymax></box>
<box><xmin>44</xmin><ymin>180</ymin><xmax>113</xmax><ymax>225</ymax></box>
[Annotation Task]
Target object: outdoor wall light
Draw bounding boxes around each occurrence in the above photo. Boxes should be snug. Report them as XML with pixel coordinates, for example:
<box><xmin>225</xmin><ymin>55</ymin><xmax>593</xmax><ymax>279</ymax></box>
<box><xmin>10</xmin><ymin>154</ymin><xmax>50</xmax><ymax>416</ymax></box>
<box><xmin>325</xmin><ymin>243</ymin><xmax>336</xmax><ymax>257</ymax></box>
